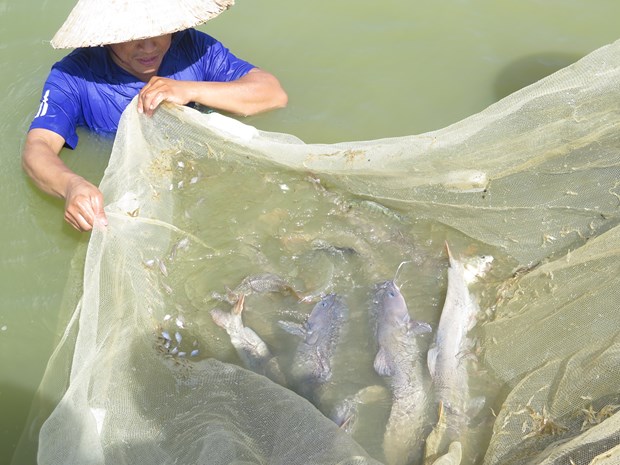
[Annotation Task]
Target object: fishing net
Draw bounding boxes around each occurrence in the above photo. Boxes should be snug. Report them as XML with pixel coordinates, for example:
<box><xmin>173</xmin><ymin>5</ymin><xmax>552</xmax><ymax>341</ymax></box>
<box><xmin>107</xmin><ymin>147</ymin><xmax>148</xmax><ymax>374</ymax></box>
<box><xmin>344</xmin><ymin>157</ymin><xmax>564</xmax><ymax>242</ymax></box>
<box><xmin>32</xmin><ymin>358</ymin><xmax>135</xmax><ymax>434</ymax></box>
<box><xmin>23</xmin><ymin>37</ymin><xmax>620</xmax><ymax>465</ymax></box>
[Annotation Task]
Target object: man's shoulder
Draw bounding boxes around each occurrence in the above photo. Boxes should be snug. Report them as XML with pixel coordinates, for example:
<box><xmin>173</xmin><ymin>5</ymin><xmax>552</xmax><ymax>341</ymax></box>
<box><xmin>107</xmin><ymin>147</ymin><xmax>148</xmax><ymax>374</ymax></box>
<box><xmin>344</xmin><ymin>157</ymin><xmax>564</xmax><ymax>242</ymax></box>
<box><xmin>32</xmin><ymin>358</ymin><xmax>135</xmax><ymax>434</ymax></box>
<box><xmin>52</xmin><ymin>47</ymin><xmax>109</xmax><ymax>77</ymax></box>
<box><xmin>172</xmin><ymin>28</ymin><xmax>218</xmax><ymax>52</ymax></box>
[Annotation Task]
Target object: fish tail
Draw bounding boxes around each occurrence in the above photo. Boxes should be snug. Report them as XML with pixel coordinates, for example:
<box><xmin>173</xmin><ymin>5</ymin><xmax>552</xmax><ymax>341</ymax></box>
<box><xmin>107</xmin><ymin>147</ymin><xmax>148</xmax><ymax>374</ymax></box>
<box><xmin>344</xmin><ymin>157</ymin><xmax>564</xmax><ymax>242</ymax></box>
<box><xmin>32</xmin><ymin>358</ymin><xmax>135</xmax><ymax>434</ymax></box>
<box><xmin>232</xmin><ymin>293</ymin><xmax>246</xmax><ymax>315</ymax></box>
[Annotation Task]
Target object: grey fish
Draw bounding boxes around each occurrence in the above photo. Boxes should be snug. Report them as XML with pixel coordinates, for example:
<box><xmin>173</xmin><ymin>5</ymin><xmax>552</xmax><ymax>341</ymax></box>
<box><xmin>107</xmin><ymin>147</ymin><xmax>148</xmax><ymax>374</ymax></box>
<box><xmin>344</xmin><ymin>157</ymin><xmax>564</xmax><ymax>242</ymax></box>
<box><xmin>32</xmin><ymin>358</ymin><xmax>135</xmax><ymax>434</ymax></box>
<box><xmin>218</xmin><ymin>272</ymin><xmax>303</xmax><ymax>304</ymax></box>
<box><xmin>279</xmin><ymin>294</ymin><xmax>348</xmax><ymax>402</ymax></box>
<box><xmin>424</xmin><ymin>243</ymin><xmax>493</xmax><ymax>465</ymax></box>
<box><xmin>211</xmin><ymin>294</ymin><xmax>285</xmax><ymax>385</ymax></box>
<box><xmin>372</xmin><ymin>280</ymin><xmax>432</xmax><ymax>465</ymax></box>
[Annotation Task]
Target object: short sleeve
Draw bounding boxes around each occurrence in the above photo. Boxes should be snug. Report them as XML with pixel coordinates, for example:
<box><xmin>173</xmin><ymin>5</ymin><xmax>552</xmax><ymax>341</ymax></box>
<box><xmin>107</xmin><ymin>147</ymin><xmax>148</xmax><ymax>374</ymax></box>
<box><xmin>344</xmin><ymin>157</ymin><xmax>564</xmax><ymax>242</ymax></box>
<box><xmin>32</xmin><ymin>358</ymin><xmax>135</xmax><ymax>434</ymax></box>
<box><xmin>202</xmin><ymin>40</ymin><xmax>256</xmax><ymax>82</ymax></box>
<box><xmin>29</xmin><ymin>68</ymin><xmax>81</xmax><ymax>149</ymax></box>
<box><xmin>186</xmin><ymin>29</ymin><xmax>255</xmax><ymax>82</ymax></box>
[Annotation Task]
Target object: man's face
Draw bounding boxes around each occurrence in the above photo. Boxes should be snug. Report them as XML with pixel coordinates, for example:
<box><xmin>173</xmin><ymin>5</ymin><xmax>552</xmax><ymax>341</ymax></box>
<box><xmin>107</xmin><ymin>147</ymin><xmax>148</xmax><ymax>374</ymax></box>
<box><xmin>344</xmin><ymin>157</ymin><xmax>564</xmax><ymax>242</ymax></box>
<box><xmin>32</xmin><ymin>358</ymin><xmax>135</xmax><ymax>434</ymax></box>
<box><xmin>108</xmin><ymin>34</ymin><xmax>172</xmax><ymax>81</ymax></box>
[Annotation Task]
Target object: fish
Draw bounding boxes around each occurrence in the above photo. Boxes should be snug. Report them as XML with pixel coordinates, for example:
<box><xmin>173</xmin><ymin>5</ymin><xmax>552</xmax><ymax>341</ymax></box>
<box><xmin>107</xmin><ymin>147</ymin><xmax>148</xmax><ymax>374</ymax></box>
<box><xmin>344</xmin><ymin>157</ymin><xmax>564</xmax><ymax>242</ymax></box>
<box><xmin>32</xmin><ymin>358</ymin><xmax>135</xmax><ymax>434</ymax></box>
<box><xmin>278</xmin><ymin>293</ymin><xmax>348</xmax><ymax>403</ymax></box>
<box><xmin>424</xmin><ymin>243</ymin><xmax>493</xmax><ymax>465</ymax></box>
<box><xmin>211</xmin><ymin>294</ymin><xmax>286</xmax><ymax>385</ymax></box>
<box><xmin>371</xmin><ymin>279</ymin><xmax>433</xmax><ymax>465</ymax></box>
<box><xmin>330</xmin><ymin>384</ymin><xmax>391</xmax><ymax>435</ymax></box>
<box><xmin>215</xmin><ymin>272</ymin><xmax>303</xmax><ymax>304</ymax></box>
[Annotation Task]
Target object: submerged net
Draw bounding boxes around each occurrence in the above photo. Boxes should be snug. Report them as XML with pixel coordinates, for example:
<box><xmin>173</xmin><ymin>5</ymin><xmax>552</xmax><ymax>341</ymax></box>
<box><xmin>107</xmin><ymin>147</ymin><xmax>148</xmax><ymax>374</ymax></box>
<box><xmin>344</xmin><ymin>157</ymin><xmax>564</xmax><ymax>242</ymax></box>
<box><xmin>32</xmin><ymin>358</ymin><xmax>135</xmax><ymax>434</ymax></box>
<box><xmin>26</xmin><ymin>37</ymin><xmax>620</xmax><ymax>465</ymax></box>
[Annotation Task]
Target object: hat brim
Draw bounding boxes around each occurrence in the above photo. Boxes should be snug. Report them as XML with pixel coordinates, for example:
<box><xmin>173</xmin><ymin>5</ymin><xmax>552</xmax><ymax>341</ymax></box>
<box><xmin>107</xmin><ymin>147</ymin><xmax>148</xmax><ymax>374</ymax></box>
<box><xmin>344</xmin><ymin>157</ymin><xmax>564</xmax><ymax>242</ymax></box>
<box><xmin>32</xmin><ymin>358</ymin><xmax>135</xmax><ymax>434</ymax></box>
<box><xmin>51</xmin><ymin>0</ymin><xmax>234</xmax><ymax>49</ymax></box>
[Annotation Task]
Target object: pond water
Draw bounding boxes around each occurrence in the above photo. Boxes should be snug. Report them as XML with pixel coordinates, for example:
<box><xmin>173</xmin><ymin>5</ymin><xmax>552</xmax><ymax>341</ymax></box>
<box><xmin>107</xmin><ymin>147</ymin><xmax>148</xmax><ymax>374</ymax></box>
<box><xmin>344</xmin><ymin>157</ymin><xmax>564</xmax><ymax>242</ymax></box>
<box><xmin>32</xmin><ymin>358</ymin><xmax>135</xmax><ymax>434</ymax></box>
<box><xmin>2</xmin><ymin>0</ymin><xmax>620</xmax><ymax>462</ymax></box>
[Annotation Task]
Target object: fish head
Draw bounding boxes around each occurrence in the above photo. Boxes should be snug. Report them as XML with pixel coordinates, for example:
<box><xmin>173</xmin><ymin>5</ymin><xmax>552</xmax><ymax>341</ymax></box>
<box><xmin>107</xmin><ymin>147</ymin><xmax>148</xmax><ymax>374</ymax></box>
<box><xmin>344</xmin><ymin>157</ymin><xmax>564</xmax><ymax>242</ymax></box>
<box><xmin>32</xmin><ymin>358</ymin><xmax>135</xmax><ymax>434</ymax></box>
<box><xmin>374</xmin><ymin>280</ymin><xmax>410</xmax><ymax>323</ymax></box>
<box><xmin>306</xmin><ymin>294</ymin><xmax>345</xmax><ymax>334</ymax></box>
<box><xmin>463</xmin><ymin>254</ymin><xmax>494</xmax><ymax>284</ymax></box>
<box><xmin>445</xmin><ymin>242</ymin><xmax>494</xmax><ymax>284</ymax></box>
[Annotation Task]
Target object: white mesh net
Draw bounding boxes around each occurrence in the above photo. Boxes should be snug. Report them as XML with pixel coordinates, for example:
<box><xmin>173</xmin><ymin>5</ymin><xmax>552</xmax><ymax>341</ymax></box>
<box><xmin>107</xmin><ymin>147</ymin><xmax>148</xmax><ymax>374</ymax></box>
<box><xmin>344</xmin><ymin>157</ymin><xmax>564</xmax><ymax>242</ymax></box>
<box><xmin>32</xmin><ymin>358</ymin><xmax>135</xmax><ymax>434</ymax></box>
<box><xmin>22</xmin><ymin>37</ymin><xmax>620</xmax><ymax>465</ymax></box>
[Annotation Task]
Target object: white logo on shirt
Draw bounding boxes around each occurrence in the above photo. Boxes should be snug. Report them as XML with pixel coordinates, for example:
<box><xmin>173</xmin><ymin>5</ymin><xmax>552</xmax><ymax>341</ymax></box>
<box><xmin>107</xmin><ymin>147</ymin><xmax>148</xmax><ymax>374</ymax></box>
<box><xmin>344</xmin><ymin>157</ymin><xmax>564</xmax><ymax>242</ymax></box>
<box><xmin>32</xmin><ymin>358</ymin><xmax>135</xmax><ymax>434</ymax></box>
<box><xmin>35</xmin><ymin>89</ymin><xmax>50</xmax><ymax>118</ymax></box>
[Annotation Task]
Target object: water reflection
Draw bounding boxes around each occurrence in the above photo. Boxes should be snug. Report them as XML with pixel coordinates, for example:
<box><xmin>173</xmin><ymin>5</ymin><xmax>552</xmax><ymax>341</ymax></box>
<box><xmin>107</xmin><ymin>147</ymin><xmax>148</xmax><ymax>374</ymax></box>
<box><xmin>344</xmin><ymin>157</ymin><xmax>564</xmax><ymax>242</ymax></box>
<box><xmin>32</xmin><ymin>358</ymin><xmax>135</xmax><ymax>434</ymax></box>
<box><xmin>494</xmin><ymin>52</ymin><xmax>582</xmax><ymax>100</ymax></box>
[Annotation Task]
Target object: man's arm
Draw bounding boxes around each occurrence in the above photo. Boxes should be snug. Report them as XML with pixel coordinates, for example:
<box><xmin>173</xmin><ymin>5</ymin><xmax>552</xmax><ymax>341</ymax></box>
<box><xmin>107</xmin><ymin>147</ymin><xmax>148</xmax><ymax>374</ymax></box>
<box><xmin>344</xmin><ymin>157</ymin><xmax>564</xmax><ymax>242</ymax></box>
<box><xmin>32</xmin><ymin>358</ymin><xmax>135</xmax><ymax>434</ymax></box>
<box><xmin>22</xmin><ymin>128</ymin><xmax>108</xmax><ymax>232</ymax></box>
<box><xmin>137</xmin><ymin>68</ymin><xmax>288</xmax><ymax>117</ymax></box>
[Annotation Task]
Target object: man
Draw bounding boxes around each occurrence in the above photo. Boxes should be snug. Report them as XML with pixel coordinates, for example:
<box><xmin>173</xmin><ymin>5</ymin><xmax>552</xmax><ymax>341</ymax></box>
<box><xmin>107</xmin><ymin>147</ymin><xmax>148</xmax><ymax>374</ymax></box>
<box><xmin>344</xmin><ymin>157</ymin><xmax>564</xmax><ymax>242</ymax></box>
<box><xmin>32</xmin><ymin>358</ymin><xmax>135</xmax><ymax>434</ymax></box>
<box><xmin>22</xmin><ymin>0</ymin><xmax>288</xmax><ymax>232</ymax></box>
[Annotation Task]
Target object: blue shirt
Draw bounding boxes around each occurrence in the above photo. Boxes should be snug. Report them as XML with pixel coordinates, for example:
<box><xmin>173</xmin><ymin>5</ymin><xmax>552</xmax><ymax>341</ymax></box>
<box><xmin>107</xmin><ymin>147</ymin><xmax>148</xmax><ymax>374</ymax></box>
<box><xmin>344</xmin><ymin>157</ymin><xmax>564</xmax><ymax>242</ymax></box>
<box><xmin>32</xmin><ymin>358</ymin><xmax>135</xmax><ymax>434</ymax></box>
<box><xmin>29</xmin><ymin>29</ymin><xmax>255</xmax><ymax>148</ymax></box>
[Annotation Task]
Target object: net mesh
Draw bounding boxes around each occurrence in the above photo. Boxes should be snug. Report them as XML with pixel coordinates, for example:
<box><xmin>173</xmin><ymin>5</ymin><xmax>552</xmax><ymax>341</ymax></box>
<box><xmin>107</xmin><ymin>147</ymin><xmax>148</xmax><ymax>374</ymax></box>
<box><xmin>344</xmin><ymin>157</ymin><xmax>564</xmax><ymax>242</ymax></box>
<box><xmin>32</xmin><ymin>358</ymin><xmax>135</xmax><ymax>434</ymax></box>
<box><xmin>23</xmin><ymin>37</ymin><xmax>620</xmax><ymax>465</ymax></box>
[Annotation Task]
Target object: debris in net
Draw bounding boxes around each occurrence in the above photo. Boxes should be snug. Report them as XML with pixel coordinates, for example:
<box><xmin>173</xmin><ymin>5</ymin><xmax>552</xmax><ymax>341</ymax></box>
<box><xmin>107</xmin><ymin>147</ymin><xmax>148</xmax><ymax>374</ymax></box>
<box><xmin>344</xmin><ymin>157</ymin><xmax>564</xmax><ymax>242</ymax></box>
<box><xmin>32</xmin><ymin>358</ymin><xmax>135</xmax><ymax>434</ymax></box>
<box><xmin>155</xmin><ymin>322</ymin><xmax>200</xmax><ymax>362</ymax></box>
<box><xmin>581</xmin><ymin>403</ymin><xmax>620</xmax><ymax>431</ymax></box>
<box><xmin>169</xmin><ymin>237</ymin><xmax>190</xmax><ymax>261</ymax></box>
<box><xmin>156</xmin><ymin>259</ymin><xmax>168</xmax><ymax>277</ymax></box>
<box><xmin>161</xmin><ymin>282</ymin><xmax>173</xmax><ymax>295</ymax></box>
<box><xmin>521</xmin><ymin>406</ymin><xmax>567</xmax><ymax>439</ymax></box>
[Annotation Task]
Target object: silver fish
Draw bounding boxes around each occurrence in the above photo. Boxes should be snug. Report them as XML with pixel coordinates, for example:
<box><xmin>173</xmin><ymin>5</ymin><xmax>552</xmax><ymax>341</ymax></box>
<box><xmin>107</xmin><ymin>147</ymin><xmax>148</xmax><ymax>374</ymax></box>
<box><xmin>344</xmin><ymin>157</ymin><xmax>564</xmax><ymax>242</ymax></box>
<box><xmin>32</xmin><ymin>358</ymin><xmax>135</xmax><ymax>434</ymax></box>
<box><xmin>279</xmin><ymin>294</ymin><xmax>347</xmax><ymax>402</ymax></box>
<box><xmin>424</xmin><ymin>243</ymin><xmax>493</xmax><ymax>465</ymax></box>
<box><xmin>211</xmin><ymin>294</ymin><xmax>285</xmax><ymax>385</ymax></box>
<box><xmin>372</xmin><ymin>280</ymin><xmax>432</xmax><ymax>465</ymax></box>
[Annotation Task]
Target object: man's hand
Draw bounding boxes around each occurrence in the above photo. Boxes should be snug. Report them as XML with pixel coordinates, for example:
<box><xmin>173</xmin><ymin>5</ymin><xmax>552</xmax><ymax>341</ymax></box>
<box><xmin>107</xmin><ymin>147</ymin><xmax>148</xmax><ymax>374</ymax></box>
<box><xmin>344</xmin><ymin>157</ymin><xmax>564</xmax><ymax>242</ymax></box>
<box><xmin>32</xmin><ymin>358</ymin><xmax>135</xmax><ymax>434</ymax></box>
<box><xmin>138</xmin><ymin>77</ymin><xmax>192</xmax><ymax>116</ymax></box>
<box><xmin>22</xmin><ymin>128</ymin><xmax>108</xmax><ymax>233</ymax></box>
<box><xmin>64</xmin><ymin>176</ymin><xmax>108</xmax><ymax>232</ymax></box>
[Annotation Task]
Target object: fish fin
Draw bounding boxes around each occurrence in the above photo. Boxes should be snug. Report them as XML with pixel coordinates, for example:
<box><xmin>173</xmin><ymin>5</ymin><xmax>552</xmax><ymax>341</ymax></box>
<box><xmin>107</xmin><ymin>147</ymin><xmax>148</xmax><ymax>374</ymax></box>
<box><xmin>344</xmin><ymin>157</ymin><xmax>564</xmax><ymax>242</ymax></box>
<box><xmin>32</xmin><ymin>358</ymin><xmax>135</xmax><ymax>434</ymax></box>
<box><xmin>444</xmin><ymin>241</ymin><xmax>454</xmax><ymax>267</ymax></box>
<box><xmin>211</xmin><ymin>296</ymin><xmax>246</xmax><ymax>332</ymax></box>
<box><xmin>277</xmin><ymin>320</ymin><xmax>306</xmax><ymax>337</ymax></box>
<box><xmin>264</xmin><ymin>357</ymin><xmax>287</xmax><ymax>386</ymax></box>
<box><xmin>373</xmin><ymin>347</ymin><xmax>394</xmax><ymax>377</ymax></box>
<box><xmin>286</xmin><ymin>286</ymin><xmax>305</xmax><ymax>302</ymax></box>
<box><xmin>316</xmin><ymin>357</ymin><xmax>332</xmax><ymax>382</ymax></box>
<box><xmin>339</xmin><ymin>414</ymin><xmax>355</xmax><ymax>432</ymax></box>
<box><xmin>354</xmin><ymin>385</ymin><xmax>390</xmax><ymax>403</ymax></box>
<box><xmin>430</xmin><ymin>441</ymin><xmax>462</xmax><ymax>465</ymax></box>
<box><xmin>225</xmin><ymin>286</ymin><xmax>239</xmax><ymax>304</ymax></box>
<box><xmin>409</xmin><ymin>320</ymin><xmax>432</xmax><ymax>335</ymax></box>
<box><xmin>427</xmin><ymin>344</ymin><xmax>438</xmax><ymax>379</ymax></box>
<box><xmin>306</xmin><ymin>329</ymin><xmax>319</xmax><ymax>345</ymax></box>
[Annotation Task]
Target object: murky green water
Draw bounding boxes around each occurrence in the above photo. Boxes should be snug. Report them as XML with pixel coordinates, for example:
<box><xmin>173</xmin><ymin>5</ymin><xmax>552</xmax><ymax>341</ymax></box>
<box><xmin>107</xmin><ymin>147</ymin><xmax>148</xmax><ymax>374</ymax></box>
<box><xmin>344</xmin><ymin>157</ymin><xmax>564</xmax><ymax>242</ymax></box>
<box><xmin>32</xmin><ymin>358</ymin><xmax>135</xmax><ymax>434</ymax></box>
<box><xmin>2</xmin><ymin>0</ymin><xmax>620</xmax><ymax>462</ymax></box>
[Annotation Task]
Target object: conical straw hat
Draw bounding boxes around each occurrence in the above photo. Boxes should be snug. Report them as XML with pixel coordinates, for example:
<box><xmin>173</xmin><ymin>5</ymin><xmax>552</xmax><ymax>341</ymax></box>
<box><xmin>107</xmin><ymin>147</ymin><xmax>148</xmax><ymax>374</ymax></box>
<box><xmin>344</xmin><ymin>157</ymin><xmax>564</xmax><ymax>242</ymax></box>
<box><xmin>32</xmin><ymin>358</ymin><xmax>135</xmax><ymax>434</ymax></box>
<box><xmin>51</xmin><ymin>0</ymin><xmax>235</xmax><ymax>49</ymax></box>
